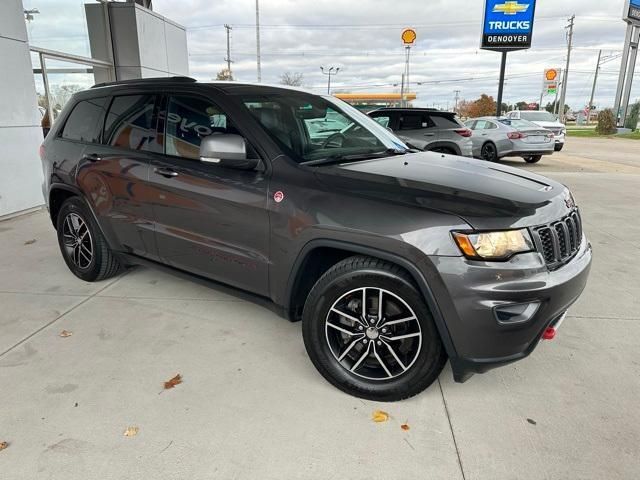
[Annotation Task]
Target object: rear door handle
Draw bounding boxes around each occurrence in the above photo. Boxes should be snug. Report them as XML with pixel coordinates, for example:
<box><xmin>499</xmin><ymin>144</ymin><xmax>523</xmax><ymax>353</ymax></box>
<box><xmin>423</xmin><ymin>133</ymin><xmax>435</xmax><ymax>137</ymax></box>
<box><xmin>154</xmin><ymin>167</ymin><xmax>179</xmax><ymax>178</ymax></box>
<box><xmin>83</xmin><ymin>153</ymin><xmax>102</xmax><ymax>162</ymax></box>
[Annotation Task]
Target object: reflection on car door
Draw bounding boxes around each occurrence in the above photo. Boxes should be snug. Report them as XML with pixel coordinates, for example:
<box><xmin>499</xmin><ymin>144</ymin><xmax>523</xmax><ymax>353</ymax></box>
<box><xmin>148</xmin><ymin>94</ymin><xmax>270</xmax><ymax>296</ymax></box>
<box><xmin>75</xmin><ymin>94</ymin><xmax>161</xmax><ymax>260</ymax></box>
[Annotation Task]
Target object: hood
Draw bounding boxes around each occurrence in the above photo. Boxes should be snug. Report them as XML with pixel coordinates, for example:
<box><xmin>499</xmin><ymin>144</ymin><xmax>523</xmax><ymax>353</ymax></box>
<box><xmin>529</xmin><ymin>120</ymin><xmax>565</xmax><ymax>128</ymax></box>
<box><xmin>316</xmin><ymin>151</ymin><xmax>572</xmax><ymax>230</ymax></box>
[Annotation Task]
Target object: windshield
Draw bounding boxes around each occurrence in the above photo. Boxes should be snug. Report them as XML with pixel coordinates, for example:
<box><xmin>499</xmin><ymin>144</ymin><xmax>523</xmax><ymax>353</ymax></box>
<box><xmin>519</xmin><ymin>111</ymin><xmax>557</xmax><ymax>122</ymax></box>
<box><xmin>240</xmin><ymin>92</ymin><xmax>407</xmax><ymax>163</ymax></box>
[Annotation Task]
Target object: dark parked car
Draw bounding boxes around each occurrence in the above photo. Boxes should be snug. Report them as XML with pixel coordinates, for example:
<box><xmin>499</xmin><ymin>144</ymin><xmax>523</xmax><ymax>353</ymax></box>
<box><xmin>41</xmin><ymin>77</ymin><xmax>591</xmax><ymax>401</ymax></box>
<box><xmin>368</xmin><ymin>107</ymin><xmax>473</xmax><ymax>157</ymax></box>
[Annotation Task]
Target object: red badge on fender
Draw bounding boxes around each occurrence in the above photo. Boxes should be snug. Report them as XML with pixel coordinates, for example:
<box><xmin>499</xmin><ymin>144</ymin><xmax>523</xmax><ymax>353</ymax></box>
<box><xmin>273</xmin><ymin>191</ymin><xmax>285</xmax><ymax>203</ymax></box>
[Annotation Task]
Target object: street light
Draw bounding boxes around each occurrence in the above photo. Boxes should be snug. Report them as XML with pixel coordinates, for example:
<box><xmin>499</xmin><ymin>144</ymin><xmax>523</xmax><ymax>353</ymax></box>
<box><xmin>320</xmin><ymin>66</ymin><xmax>340</xmax><ymax>94</ymax></box>
<box><xmin>24</xmin><ymin>8</ymin><xmax>40</xmax><ymax>22</ymax></box>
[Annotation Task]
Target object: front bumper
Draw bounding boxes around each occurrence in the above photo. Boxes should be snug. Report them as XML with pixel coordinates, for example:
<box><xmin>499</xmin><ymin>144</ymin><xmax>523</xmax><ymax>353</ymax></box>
<box><xmin>428</xmin><ymin>236</ymin><xmax>592</xmax><ymax>382</ymax></box>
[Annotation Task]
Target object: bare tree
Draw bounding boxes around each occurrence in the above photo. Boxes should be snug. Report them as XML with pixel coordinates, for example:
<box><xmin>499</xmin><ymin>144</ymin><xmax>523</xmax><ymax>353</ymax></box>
<box><xmin>279</xmin><ymin>72</ymin><xmax>304</xmax><ymax>86</ymax></box>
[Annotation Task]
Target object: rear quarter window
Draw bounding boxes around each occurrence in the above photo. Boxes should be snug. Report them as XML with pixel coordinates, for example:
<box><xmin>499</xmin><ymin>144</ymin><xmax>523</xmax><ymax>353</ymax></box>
<box><xmin>431</xmin><ymin>115</ymin><xmax>463</xmax><ymax>128</ymax></box>
<box><xmin>60</xmin><ymin>97</ymin><xmax>109</xmax><ymax>143</ymax></box>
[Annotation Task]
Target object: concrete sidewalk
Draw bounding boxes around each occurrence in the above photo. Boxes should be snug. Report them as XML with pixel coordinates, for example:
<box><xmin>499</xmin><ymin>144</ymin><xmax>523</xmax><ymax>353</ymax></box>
<box><xmin>1</xmin><ymin>152</ymin><xmax>639</xmax><ymax>479</ymax></box>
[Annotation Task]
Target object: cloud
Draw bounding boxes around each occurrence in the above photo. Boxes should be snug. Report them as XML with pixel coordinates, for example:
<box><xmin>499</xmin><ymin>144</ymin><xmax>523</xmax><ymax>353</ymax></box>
<box><xmin>24</xmin><ymin>0</ymin><xmax>639</xmax><ymax>110</ymax></box>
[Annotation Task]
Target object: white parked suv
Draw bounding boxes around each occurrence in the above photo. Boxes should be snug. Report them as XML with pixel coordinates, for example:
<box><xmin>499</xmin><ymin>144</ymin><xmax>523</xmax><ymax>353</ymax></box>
<box><xmin>506</xmin><ymin>110</ymin><xmax>566</xmax><ymax>152</ymax></box>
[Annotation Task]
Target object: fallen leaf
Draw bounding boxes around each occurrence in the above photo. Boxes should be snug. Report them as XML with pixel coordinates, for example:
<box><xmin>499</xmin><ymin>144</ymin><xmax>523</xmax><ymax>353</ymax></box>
<box><xmin>24</xmin><ymin>239</ymin><xmax>37</xmax><ymax>245</ymax></box>
<box><xmin>123</xmin><ymin>426</ymin><xmax>139</xmax><ymax>437</ymax></box>
<box><xmin>526</xmin><ymin>418</ymin><xmax>537</xmax><ymax>425</ymax></box>
<box><xmin>0</xmin><ymin>441</ymin><xmax>8</xmax><ymax>451</ymax></box>
<box><xmin>164</xmin><ymin>374</ymin><xmax>182</xmax><ymax>390</ymax></box>
<box><xmin>401</xmin><ymin>423</ymin><xmax>410</xmax><ymax>431</ymax></box>
<box><xmin>59</xmin><ymin>330</ymin><xmax>73</xmax><ymax>338</ymax></box>
<box><xmin>372</xmin><ymin>410</ymin><xmax>389</xmax><ymax>423</ymax></box>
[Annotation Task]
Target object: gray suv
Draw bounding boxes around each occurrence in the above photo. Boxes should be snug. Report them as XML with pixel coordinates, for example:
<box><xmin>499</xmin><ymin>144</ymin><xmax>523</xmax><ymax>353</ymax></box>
<box><xmin>41</xmin><ymin>77</ymin><xmax>591</xmax><ymax>401</ymax></box>
<box><xmin>368</xmin><ymin>108</ymin><xmax>473</xmax><ymax>157</ymax></box>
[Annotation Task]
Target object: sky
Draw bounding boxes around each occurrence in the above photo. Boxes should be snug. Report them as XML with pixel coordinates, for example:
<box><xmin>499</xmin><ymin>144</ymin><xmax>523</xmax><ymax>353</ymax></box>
<box><xmin>22</xmin><ymin>0</ymin><xmax>640</xmax><ymax>111</ymax></box>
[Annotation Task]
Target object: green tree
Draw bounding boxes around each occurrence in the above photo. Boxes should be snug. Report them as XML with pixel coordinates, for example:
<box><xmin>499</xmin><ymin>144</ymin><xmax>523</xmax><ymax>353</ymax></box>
<box><xmin>595</xmin><ymin>109</ymin><xmax>617</xmax><ymax>135</ymax></box>
<box><xmin>624</xmin><ymin>101</ymin><xmax>640</xmax><ymax>131</ymax></box>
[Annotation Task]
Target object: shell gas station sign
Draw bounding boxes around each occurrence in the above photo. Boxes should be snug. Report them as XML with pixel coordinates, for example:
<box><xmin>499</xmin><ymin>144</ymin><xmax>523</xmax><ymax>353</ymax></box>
<box><xmin>543</xmin><ymin>68</ymin><xmax>560</xmax><ymax>95</ymax></box>
<box><xmin>401</xmin><ymin>28</ymin><xmax>417</xmax><ymax>45</ymax></box>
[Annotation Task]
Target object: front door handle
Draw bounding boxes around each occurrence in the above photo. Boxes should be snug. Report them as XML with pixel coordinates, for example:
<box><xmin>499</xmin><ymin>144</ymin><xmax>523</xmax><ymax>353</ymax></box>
<box><xmin>83</xmin><ymin>153</ymin><xmax>102</xmax><ymax>162</ymax></box>
<box><xmin>154</xmin><ymin>167</ymin><xmax>179</xmax><ymax>178</ymax></box>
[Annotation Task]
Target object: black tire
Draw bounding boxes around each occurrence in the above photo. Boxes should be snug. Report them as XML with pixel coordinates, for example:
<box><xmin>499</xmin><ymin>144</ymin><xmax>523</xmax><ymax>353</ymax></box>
<box><xmin>554</xmin><ymin>144</ymin><xmax>564</xmax><ymax>152</ymax></box>
<box><xmin>302</xmin><ymin>256</ymin><xmax>447</xmax><ymax>401</ymax></box>
<box><xmin>56</xmin><ymin>197</ymin><xmax>122</xmax><ymax>282</ymax></box>
<box><xmin>523</xmin><ymin>155</ymin><xmax>542</xmax><ymax>163</ymax></box>
<box><xmin>480</xmin><ymin>142</ymin><xmax>499</xmax><ymax>162</ymax></box>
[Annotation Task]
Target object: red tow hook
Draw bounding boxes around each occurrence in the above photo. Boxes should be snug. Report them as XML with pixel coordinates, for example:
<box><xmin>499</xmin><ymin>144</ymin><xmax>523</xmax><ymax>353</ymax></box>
<box><xmin>542</xmin><ymin>312</ymin><xmax>567</xmax><ymax>340</ymax></box>
<box><xmin>542</xmin><ymin>327</ymin><xmax>557</xmax><ymax>340</ymax></box>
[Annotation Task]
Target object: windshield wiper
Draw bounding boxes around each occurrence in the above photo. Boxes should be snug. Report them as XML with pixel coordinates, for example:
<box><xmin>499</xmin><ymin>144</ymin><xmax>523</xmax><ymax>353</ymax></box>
<box><xmin>301</xmin><ymin>148</ymin><xmax>407</xmax><ymax>167</ymax></box>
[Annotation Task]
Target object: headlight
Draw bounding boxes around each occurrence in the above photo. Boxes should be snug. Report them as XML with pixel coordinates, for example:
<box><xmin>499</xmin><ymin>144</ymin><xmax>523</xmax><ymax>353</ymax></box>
<box><xmin>452</xmin><ymin>229</ymin><xmax>534</xmax><ymax>260</ymax></box>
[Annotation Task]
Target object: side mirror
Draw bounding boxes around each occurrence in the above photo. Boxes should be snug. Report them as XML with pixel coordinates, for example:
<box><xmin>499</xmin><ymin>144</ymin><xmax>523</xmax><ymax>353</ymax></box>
<box><xmin>199</xmin><ymin>134</ymin><xmax>260</xmax><ymax>170</ymax></box>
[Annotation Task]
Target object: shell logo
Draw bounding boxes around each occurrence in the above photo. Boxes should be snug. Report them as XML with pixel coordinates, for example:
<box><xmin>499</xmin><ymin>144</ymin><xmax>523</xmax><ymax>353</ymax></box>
<box><xmin>401</xmin><ymin>28</ymin><xmax>417</xmax><ymax>45</ymax></box>
<box><xmin>545</xmin><ymin>69</ymin><xmax>558</xmax><ymax>81</ymax></box>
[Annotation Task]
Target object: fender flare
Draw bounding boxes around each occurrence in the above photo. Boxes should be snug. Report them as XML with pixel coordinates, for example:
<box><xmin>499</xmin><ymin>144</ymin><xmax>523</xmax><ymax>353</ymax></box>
<box><xmin>284</xmin><ymin>238</ymin><xmax>458</xmax><ymax>359</ymax></box>
<box><xmin>424</xmin><ymin>141</ymin><xmax>461</xmax><ymax>155</ymax></box>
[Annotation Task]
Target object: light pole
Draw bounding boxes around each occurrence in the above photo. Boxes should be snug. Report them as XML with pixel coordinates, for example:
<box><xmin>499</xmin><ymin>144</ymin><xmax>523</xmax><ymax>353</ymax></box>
<box><xmin>320</xmin><ymin>66</ymin><xmax>339</xmax><ymax>94</ymax></box>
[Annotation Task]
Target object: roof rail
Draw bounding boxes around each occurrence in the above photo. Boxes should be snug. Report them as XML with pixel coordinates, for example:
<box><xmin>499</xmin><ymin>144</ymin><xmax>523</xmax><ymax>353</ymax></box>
<box><xmin>91</xmin><ymin>76</ymin><xmax>197</xmax><ymax>89</ymax></box>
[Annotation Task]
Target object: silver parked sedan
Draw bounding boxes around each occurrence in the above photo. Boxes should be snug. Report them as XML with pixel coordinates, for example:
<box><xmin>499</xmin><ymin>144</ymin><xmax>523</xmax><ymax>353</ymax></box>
<box><xmin>465</xmin><ymin>117</ymin><xmax>555</xmax><ymax>163</ymax></box>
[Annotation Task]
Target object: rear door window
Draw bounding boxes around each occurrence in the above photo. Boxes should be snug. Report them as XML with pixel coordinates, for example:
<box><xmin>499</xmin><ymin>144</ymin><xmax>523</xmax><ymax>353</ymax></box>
<box><xmin>399</xmin><ymin>113</ymin><xmax>425</xmax><ymax>130</ymax></box>
<box><xmin>60</xmin><ymin>97</ymin><xmax>109</xmax><ymax>143</ymax></box>
<box><xmin>103</xmin><ymin>95</ymin><xmax>160</xmax><ymax>152</ymax></box>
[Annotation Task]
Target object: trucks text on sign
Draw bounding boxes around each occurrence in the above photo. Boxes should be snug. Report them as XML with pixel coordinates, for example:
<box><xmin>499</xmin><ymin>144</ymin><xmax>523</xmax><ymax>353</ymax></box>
<box><xmin>481</xmin><ymin>0</ymin><xmax>537</xmax><ymax>51</ymax></box>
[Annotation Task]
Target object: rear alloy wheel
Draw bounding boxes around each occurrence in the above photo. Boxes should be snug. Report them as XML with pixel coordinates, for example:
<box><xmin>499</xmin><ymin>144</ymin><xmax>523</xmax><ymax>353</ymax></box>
<box><xmin>56</xmin><ymin>197</ymin><xmax>122</xmax><ymax>282</ymax></box>
<box><xmin>302</xmin><ymin>256</ymin><xmax>447</xmax><ymax>401</ymax></box>
<box><xmin>480</xmin><ymin>142</ymin><xmax>498</xmax><ymax>162</ymax></box>
<box><xmin>524</xmin><ymin>155</ymin><xmax>542</xmax><ymax>163</ymax></box>
<box><xmin>430</xmin><ymin>147</ymin><xmax>455</xmax><ymax>155</ymax></box>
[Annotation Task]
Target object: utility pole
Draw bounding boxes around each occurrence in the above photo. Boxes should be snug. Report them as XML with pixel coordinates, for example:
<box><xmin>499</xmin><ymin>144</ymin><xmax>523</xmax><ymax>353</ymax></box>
<box><xmin>224</xmin><ymin>24</ymin><xmax>233</xmax><ymax>78</ymax></box>
<box><xmin>558</xmin><ymin>15</ymin><xmax>575</xmax><ymax>123</ymax></box>
<box><xmin>496</xmin><ymin>51</ymin><xmax>507</xmax><ymax>117</ymax></box>
<box><xmin>255</xmin><ymin>0</ymin><xmax>262</xmax><ymax>82</ymax></box>
<box><xmin>454</xmin><ymin>90</ymin><xmax>461</xmax><ymax>114</ymax></box>
<box><xmin>586</xmin><ymin>49</ymin><xmax>602</xmax><ymax>126</ymax></box>
<box><xmin>320</xmin><ymin>66</ymin><xmax>339</xmax><ymax>94</ymax></box>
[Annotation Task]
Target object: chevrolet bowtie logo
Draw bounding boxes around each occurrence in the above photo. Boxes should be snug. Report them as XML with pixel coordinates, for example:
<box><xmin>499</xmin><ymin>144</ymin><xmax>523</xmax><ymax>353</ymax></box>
<box><xmin>493</xmin><ymin>1</ymin><xmax>529</xmax><ymax>15</ymax></box>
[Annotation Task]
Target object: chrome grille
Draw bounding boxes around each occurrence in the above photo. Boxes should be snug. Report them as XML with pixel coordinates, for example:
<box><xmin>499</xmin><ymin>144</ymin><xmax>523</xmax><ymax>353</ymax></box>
<box><xmin>532</xmin><ymin>210</ymin><xmax>582</xmax><ymax>269</ymax></box>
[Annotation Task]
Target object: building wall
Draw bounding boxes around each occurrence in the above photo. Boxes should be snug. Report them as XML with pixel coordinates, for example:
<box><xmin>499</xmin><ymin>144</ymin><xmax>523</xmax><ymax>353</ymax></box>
<box><xmin>86</xmin><ymin>2</ymin><xmax>188</xmax><ymax>83</ymax></box>
<box><xmin>0</xmin><ymin>0</ymin><xmax>45</xmax><ymax>217</ymax></box>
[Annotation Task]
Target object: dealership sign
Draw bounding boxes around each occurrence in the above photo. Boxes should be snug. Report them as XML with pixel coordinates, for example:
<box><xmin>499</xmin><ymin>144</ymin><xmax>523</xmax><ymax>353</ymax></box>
<box><xmin>481</xmin><ymin>0</ymin><xmax>538</xmax><ymax>51</ymax></box>
<box><xmin>624</xmin><ymin>0</ymin><xmax>640</xmax><ymax>23</ymax></box>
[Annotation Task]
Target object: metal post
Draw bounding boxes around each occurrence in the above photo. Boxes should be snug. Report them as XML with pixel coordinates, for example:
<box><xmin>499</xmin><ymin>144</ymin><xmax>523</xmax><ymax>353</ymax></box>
<box><xmin>613</xmin><ymin>23</ymin><xmax>634</xmax><ymax>126</ymax></box>
<box><xmin>224</xmin><ymin>24</ymin><xmax>233</xmax><ymax>78</ymax></box>
<box><xmin>405</xmin><ymin>46</ymin><xmax>411</xmax><ymax>106</ymax></box>
<box><xmin>454</xmin><ymin>89</ymin><xmax>460</xmax><ymax>114</ymax></box>
<box><xmin>496</xmin><ymin>51</ymin><xmax>507</xmax><ymax>117</ymax></box>
<box><xmin>399</xmin><ymin>73</ymin><xmax>405</xmax><ymax>108</ymax></box>
<box><xmin>554</xmin><ymin>75</ymin><xmax>561</xmax><ymax>115</ymax></box>
<box><xmin>558</xmin><ymin>15</ymin><xmax>574</xmax><ymax>123</ymax></box>
<box><xmin>586</xmin><ymin>49</ymin><xmax>602</xmax><ymax>126</ymax></box>
<box><xmin>321</xmin><ymin>66</ymin><xmax>339</xmax><ymax>95</ymax></box>
<box><xmin>620</xmin><ymin>26</ymin><xmax>639</xmax><ymax>126</ymax></box>
<box><xmin>255</xmin><ymin>0</ymin><xmax>262</xmax><ymax>82</ymax></box>
<box><xmin>40</xmin><ymin>52</ymin><xmax>55</xmax><ymax>127</ymax></box>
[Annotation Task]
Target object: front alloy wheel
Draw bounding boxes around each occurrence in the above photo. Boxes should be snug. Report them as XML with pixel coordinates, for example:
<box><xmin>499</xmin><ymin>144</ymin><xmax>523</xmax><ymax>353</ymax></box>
<box><xmin>303</xmin><ymin>256</ymin><xmax>447</xmax><ymax>401</ymax></box>
<box><xmin>325</xmin><ymin>287</ymin><xmax>422</xmax><ymax>380</ymax></box>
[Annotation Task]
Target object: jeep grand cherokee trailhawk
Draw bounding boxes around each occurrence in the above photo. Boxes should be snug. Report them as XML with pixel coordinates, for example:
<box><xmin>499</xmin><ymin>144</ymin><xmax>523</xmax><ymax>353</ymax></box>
<box><xmin>41</xmin><ymin>77</ymin><xmax>592</xmax><ymax>401</ymax></box>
